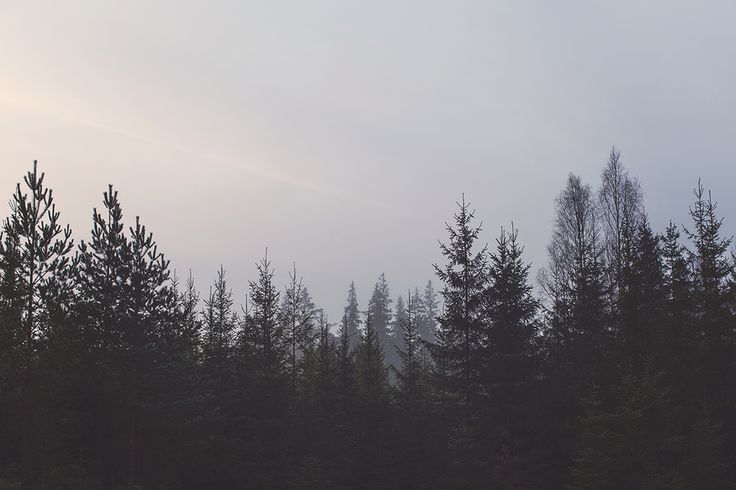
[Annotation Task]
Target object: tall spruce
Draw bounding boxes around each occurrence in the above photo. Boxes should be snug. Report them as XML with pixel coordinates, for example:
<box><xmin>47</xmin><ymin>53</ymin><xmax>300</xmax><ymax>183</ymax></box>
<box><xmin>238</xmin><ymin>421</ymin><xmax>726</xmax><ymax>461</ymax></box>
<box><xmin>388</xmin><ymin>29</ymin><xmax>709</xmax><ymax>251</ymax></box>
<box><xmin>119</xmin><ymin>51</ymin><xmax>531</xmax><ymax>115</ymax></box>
<box><xmin>433</xmin><ymin>195</ymin><xmax>488</xmax><ymax>418</ymax></box>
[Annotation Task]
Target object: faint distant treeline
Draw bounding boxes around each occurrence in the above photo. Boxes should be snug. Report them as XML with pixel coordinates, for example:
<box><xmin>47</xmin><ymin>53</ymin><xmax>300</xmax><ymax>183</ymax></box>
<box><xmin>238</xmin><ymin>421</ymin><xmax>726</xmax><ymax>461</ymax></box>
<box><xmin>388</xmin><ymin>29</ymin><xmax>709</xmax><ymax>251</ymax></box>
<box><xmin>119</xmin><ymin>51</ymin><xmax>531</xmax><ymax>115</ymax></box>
<box><xmin>1</xmin><ymin>149</ymin><xmax>735</xmax><ymax>488</ymax></box>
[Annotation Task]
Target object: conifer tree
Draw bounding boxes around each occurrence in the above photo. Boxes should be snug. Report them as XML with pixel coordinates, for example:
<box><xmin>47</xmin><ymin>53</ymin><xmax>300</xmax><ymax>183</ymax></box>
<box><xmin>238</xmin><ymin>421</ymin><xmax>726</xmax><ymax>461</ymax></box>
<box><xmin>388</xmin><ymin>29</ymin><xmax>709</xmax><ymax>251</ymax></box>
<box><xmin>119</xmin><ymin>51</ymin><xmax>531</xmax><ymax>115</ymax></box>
<box><xmin>418</xmin><ymin>280</ymin><xmax>439</xmax><ymax>342</ymax></box>
<box><xmin>683</xmin><ymin>181</ymin><xmax>734</xmax><ymax>456</ymax></box>
<box><xmin>336</xmin><ymin>314</ymin><xmax>355</xmax><ymax>411</ymax></box>
<box><xmin>281</xmin><ymin>264</ymin><xmax>316</xmax><ymax>396</ymax></box>
<box><xmin>343</xmin><ymin>281</ymin><xmax>361</xmax><ymax>348</ymax></box>
<box><xmin>478</xmin><ymin>225</ymin><xmax>539</xmax><ymax>484</ymax></box>
<box><xmin>394</xmin><ymin>291</ymin><xmax>427</xmax><ymax>415</ymax></box>
<box><xmin>202</xmin><ymin>266</ymin><xmax>236</xmax><ymax>373</ymax></box>
<box><xmin>313</xmin><ymin>310</ymin><xmax>335</xmax><ymax>411</ymax></box>
<box><xmin>355</xmin><ymin>314</ymin><xmax>389</xmax><ymax>405</ymax></box>
<box><xmin>660</xmin><ymin>222</ymin><xmax>695</xmax><ymax>376</ymax></box>
<box><xmin>433</xmin><ymin>195</ymin><xmax>488</xmax><ymax>419</ymax></box>
<box><xmin>123</xmin><ymin>215</ymin><xmax>176</xmax><ymax>487</ymax></box>
<box><xmin>367</xmin><ymin>273</ymin><xmax>393</xmax><ymax>362</ymax></box>
<box><xmin>178</xmin><ymin>271</ymin><xmax>203</xmax><ymax>362</ymax></box>
<box><xmin>392</xmin><ymin>294</ymin><xmax>408</xmax><ymax>350</ymax></box>
<box><xmin>248</xmin><ymin>250</ymin><xmax>287</xmax><ymax>403</ymax></box>
<box><xmin>1</xmin><ymin>161</ymin><xmax>74</xmax><ymax>487</ymax></box>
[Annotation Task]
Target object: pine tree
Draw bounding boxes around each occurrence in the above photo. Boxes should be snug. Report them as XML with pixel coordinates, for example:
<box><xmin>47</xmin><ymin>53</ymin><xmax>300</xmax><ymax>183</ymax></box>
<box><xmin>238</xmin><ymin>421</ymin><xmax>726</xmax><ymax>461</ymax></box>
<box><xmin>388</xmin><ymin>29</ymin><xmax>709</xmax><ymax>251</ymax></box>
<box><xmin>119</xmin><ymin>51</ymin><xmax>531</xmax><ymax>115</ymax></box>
<box><xmin>355</xmin><ymin>314</ymin><xmax>389</xmax><ymax>405</ymax></box>
<box><xmin>178</xmin><ymin>270</ymin><xmax>202</xmax><ymax>362</ymax></box>
<box><xmin>685</xmin><ymin>181</ymin><xmax>734</xmax><ymax>380</ymax></box>
<box><xmin>394</xmin><ymin>291</ymin><xmax>427</xmax><ymax>415</ymax></box>
<box><xmin>76</xmin><ymin>184</ymin><xmax>131</xmax><ymax>485</ymax></box>
<box><xmin>313</xmin><ymin>310</ymin><xmax>335</xmax><ymax>412</ymax></box>
<box><xmin>392</xmin><ymin>294</ymin><xmax>408</xmax><ymax>355</ymax></box>
<box><xmin>683</xmin><ymin>181</ymin><xmax>735</xmax><ymax>476</ymax></box>
<box><xmin>479</xmin><ymin>224</ymin><xmax>539</xmax><ymax>485</ymax></box>
<box><xmin>336</xmin><ymin>314</ymin><xmax>355</xmax><ymax>412</ymax></box>
<box><xmin>1</xmin><ymin>161</ymin><xmax>74</xmax><ymax>487</ymax></box>
<box><xmin>660</xmin><ymin>222</ymin><xmax>695</xmax><ymax>380</ymax></box>
<box><xmin>343</xmin><ymin>281</ymin><xmax>361</xmax><ymax>348</ymax></box>
<box><xmin>202</xmin><ymin>266</ymin><xmax>236</xmax><ymax>373</ymax></box>
<box><xmin>418</xmin><ymin>280</ymin><xmax>439</xmax><ymax>342</ymax></box>
<box><xmin>617</xmin><ymin>219</ymin><xmax>666</xmax><ymax>372</ymax></box>
<box><xmin>248</xmin><ymin>250</ymin><xmax>287</xmax><ymax>406</ymax></box>
<box><xmin>281</xmin><ymin>264</ymin><xmax>316</xmax><ymax>396</ymax></box>
<box><xmin>433</xmin><ymin>195</ymin><xmax>488</xmax><ymax>419</ymax></box>
<box><xmin>367</xmin><ymin>273</ymin><xmax>393</xmax><ymax>364</ymax></box>
<box><xmin>123</xmin><ymin>215</ymin><xmax>176</xmax><ymax>487</ymax></box>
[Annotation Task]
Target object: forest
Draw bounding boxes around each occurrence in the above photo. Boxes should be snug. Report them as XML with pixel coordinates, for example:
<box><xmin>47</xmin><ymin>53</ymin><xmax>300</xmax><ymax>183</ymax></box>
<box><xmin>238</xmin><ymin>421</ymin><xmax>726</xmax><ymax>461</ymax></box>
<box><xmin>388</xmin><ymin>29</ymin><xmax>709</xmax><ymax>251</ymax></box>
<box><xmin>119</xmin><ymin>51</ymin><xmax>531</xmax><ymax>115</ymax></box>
<box><xmin>0</xmin><ymin>150</ymin><xmax>735</xmax><ymax>489</ymax></box>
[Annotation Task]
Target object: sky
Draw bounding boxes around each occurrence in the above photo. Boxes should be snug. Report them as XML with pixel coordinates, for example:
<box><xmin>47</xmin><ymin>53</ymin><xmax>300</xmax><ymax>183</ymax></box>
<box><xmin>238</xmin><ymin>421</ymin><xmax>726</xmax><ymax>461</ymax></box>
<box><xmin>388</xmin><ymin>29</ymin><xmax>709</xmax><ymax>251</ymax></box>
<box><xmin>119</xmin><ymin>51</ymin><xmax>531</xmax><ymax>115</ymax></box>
<box><xmin>1</xmin><ymin>1</ymin><xmax>735</xmax><ymax>321</ymax></box>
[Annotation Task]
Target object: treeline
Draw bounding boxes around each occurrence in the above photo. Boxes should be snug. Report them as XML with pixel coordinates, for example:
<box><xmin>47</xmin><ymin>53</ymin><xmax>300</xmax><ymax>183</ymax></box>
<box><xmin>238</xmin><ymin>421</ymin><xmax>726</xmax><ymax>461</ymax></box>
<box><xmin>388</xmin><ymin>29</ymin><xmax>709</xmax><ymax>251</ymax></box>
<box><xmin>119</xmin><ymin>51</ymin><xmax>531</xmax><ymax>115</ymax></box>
<box><xmin>0</xmin><ymin>151</ymin><xmax>735</xmax><ymax>488</ymax></box>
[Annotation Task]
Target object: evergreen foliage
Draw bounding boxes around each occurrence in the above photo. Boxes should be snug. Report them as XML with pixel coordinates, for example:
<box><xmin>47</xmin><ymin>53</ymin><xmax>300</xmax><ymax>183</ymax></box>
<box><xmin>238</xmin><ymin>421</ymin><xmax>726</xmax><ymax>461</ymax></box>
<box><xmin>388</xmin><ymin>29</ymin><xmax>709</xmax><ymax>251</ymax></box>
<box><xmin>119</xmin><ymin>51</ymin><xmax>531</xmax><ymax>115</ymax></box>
<box><xmin>1</xmin><ymin>157</ymin><xmax>735</xmax><ymax>488</ymax></box>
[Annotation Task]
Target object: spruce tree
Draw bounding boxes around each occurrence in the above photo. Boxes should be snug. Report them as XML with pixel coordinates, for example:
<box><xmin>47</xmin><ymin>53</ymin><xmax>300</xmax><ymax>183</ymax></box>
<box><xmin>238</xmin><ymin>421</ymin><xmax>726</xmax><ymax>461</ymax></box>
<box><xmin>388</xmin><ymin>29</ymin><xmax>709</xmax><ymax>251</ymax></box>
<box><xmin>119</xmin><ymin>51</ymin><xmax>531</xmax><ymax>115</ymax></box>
<box><xmin>394</xmin><ymin>291</ymin><xmax>427</xmax><ymax>415</ymax></box>
<box><xmin>336</xmin><ymin>314</ymin><xmax>355</xmax><ymax>412</ymax></box>
<box><xmin>418</xmin><ymin>280</ymin><xmax>439</xmax><ymax>342</ymax></box>
<box><xmin>343</xmin><ymin>281</ymin><xmax>361</xmax><ymax>348</ymax></box>
<box><xmin>280</xmin><ymin>264</ymin><xmax>316</xmax><ymax>396</ymax></box>
<box><xmin>355</xmin><ymin>314</ymin><xmax>389</xmax><ymax>405</ymax></box>
<box><xmin>367</xmin><ymin>273</ymin><xmax>393</xmax><ymax>363</ymax></box>
<box><xmin>248</xmin><ymin>250</ymin><xmax>287</xmax><ymax>407</ymax></box>
<box><xmin>478</xmin><ymin>225</ymin><xmax>539</xmax><ymax>485</ymax></box>
<box><xmin>202</xmin><ymin>266</ymin><xmax>236</xmax><ymax>374</ymax></box>
<box><xmin>433</xmin><ymin>195</ymin><xmax>488</xmax><ymax>419</ymax></box>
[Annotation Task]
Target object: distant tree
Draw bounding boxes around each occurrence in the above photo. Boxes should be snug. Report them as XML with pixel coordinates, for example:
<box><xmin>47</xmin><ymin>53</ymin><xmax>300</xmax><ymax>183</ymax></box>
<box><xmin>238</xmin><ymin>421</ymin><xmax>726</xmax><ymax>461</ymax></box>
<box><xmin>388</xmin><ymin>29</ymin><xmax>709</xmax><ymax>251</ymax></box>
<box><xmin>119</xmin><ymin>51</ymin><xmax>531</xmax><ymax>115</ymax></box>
<box><xmin>280</xmin><ymin>264</ymin><xmax>316</xmax><ymax>396</ymax></box>
<box><xmin>313</xmin><ymin>310</ymin><xmax>335</xmax><ymax>411</ymax></box>
<box><xmin>202</xmin><ymin>266</ymin><xmax>237</xmax><ymax>373</ymax></box>
<box><xmin>394</xmin><ymin>291</ymin><xmax>428</xmax><ymax>415</ymax></box>
<box><xmin>355</xmin><ymin>314</ymin><xmax>389</xmax><ymax>405</ymax></box>
<box><xmin>248</xmin><ymin>250</ymin><xmax>287</xmax><ymax>403</ymax></box>
<box><xmin>335</xmin><ymin>314</ymin><xmax>355</xmax><ymax>412</ymax></box>
<box><xmin>177</xmin><ymin>270</ymin><xmax>203</xmax><ymax>362</ymax></box>
<box><xmin>343</xmin><ymin>281</ymin><xmax>361</xmax><ymax>348</ymax></box>
<box><xmin>418</xmin><ymin>280</ymin><xmax>439</xmax><ymax>342</ymax></box>
<box><xmin>392</xmin><ymin>294</ymin><xmax>408</xmax><ymax>351</ymax></box>
<box><xmin>367</xmin><ymin>273</ymin><xmax>393</xmax><ymax>363</ymax></box>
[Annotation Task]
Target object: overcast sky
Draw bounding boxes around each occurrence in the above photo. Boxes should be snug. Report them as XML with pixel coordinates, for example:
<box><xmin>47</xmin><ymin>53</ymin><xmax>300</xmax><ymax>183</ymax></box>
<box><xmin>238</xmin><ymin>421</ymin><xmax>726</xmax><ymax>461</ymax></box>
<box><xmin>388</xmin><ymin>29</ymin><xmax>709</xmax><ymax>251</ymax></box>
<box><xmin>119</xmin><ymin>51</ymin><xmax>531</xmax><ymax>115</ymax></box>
<box><xmin>1</xmin><ymin>1</ymin><xmax>735</xmax><ymax>320</ymax></box>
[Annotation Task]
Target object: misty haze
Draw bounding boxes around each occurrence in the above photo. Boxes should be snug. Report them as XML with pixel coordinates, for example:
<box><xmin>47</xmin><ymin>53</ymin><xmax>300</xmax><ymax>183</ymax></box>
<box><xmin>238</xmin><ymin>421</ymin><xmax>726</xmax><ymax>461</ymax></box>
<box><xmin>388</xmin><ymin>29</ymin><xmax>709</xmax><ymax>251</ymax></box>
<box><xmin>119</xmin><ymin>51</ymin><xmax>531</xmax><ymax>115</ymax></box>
<box><xmin>1</xmin><ymin>1</ymin><xmax>736</xmax><ymax>489</ymax></box>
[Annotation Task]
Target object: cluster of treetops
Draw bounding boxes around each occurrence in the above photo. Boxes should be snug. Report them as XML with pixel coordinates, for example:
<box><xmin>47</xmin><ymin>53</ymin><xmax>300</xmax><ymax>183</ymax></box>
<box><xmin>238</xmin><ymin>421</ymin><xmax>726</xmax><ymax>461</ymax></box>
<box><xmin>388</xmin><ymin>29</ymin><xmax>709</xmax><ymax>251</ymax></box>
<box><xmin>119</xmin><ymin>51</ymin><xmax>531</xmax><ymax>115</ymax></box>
<box><xmin>1</xmin><ymin>149</ymin><xmax>735</xmax><ymax>489</ymax></box>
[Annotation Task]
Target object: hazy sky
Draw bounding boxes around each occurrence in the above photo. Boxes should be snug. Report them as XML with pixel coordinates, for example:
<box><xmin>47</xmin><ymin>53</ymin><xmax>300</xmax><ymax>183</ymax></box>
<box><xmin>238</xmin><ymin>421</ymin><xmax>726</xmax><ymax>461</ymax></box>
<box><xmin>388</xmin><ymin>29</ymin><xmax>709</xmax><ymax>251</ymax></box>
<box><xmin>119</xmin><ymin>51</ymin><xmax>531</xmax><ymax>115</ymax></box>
<box><xmin>1</xmin><ymin>1</ymin><xmax>735</xmax><ymax>320</ymax></box>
